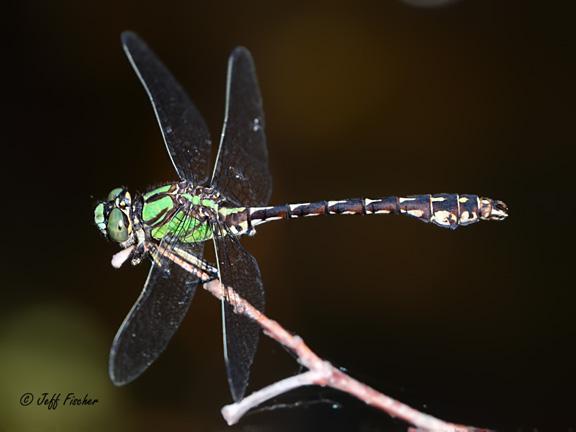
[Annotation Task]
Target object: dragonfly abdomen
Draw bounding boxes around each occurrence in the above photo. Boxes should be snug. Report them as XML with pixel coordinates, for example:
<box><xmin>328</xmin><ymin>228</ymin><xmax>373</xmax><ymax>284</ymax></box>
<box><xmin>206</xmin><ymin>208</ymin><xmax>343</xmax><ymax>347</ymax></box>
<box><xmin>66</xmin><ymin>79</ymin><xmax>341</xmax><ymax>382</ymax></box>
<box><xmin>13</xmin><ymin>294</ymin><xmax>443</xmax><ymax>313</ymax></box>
<box><xmin>248</xmin><ymin>193</ymin><xmax>508</xmax><ymax>230</ymax></box>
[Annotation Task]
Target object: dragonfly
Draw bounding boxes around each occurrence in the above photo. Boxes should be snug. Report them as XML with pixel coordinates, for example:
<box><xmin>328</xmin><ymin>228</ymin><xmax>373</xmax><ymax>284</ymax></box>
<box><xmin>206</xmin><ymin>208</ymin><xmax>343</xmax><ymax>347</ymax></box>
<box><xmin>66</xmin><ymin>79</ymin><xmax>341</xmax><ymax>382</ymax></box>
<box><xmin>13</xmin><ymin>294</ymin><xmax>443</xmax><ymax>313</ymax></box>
<box><xmin>94</xmin><ymin>32</ymin><xmax>509</xmax><ymax>402</ymax></box>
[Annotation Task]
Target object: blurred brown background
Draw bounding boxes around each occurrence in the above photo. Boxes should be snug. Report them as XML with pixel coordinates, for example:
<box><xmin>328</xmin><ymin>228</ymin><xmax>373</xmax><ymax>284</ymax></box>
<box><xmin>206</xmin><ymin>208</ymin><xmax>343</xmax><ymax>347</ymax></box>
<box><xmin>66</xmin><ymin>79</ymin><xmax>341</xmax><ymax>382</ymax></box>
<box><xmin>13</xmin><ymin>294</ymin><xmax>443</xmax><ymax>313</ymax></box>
<box><xmin>2</xmin><ymin>0</ymin><xmax>575</xmax><ymax>430</ymax></box>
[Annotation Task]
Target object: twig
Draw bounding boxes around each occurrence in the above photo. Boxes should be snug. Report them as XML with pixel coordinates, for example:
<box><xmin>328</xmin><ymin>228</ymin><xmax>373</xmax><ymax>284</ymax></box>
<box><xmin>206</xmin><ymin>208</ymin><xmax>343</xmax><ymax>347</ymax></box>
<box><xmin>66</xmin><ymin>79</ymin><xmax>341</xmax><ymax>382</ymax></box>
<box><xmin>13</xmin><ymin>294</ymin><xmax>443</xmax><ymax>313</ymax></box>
<box><xmin>221</xmin><ymin>370</ymin><xmax>326</xmax><ymax>422</ymax></box>
<box><xmin>149</xmin><ymin>248</ymin><xmax>488</xmax><ymax>431</ymax></box>
<box><xmin>201</xmin><ymin>279</ymin><xmax>489</xmax><ymax>432</ymax></box>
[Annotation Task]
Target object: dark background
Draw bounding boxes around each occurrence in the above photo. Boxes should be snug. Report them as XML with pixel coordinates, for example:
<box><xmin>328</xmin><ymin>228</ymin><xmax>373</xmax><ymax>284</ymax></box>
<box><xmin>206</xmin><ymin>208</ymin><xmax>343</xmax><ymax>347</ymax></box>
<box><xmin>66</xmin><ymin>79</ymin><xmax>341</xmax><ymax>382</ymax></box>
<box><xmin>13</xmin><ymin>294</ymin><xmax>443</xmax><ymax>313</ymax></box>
<box><xmin>2</xmin><ymin>0</ymin><xmax>575</xmax><ymax>431</ymax></box>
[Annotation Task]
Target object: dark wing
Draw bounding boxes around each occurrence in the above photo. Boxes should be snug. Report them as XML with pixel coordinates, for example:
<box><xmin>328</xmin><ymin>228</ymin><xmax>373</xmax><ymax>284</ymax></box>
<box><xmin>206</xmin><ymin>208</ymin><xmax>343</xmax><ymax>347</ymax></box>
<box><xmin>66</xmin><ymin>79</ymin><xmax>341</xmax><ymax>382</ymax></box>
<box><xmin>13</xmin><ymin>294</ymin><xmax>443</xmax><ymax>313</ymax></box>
<box><xmin>109</xmin><ymin>241</ymin><xmax>203</xmax><ymax>385</ymax></box>
<box><xmin>210</xmin><ymin>47</ymin><xmax>272</xmax><ymax>206</ymax></box>
<box><xmin>213</xmin><ymin>233</ymin><xmax>265</xmax><ymax>402</ymax></box>
<box><xmin>122</xmin><ymin>31</ymin><xmax>212</xmax><ymax>184</ymax></box>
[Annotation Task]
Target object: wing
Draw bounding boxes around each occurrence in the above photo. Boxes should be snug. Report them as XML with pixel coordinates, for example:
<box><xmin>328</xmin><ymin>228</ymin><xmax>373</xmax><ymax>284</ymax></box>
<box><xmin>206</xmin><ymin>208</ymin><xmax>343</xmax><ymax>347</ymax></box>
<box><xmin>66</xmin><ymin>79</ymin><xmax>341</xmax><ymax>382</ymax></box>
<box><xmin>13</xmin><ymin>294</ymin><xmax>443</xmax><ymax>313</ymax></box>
<box><xmin>211</xmin><ymin>47</ymin><xmax>272</xmax><ymax>206</ymax></box>
<box><xmin>109</xmin><ymin>241</ymin><xmax>204</xmax><ymax>386</ymax></box>
<box><xmin>213</xmin><ymin>233</ymin><xmax>265</xmax><ymax>401</ymax></box>
<box><xmin>122</xmin><ymin>31</ymin><xmax>212</xmax><ymax>184</ymax></box>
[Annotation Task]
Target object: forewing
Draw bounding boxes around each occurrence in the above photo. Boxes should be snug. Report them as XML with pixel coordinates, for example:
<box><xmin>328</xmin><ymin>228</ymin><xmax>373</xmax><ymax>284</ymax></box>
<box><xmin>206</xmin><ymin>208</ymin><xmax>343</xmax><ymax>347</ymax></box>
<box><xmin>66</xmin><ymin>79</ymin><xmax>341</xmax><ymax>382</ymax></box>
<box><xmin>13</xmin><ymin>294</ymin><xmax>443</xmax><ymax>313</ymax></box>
<box><xmin>109</xmin><ymin>242</ymin><xmax>203</xmax><ymax>386</ymax></box>
<box><xmin>122</xmin><ymin>31</ymin><xmax>212</xmax><ymax>184</ymax></box>
<box><xmin>213</xmin><ymin>233</ymin><xmax>265</xmax><ymax>401</ymax></box>
<box><xmin>211</xmin><ymin>47</ymin><xmax>272</xmax><ymax>206</ymax></box>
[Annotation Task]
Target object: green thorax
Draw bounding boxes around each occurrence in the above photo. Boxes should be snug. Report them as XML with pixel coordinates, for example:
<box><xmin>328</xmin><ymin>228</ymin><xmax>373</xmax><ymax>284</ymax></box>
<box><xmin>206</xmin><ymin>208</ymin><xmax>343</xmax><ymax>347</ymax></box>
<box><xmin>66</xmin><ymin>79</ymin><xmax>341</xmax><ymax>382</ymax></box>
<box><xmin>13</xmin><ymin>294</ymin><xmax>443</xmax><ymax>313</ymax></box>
<box><xmin>138</xmin><ymin>183</ymin><xmax>246</xmax><ymax>243</ymax></box>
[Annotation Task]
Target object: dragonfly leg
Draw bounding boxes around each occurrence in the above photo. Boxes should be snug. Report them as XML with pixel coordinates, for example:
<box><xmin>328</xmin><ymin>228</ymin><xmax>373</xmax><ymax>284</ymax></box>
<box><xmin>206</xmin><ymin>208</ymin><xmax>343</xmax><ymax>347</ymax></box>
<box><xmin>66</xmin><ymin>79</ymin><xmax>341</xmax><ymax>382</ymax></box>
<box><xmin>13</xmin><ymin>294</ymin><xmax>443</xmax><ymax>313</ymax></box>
<box><xmin>148</xmin><ymin>242</ymin><xmax>218</xmax><ymax>282</ymax></box>
<box><xmin>173</xmin><ymin>246</ymin><xmax>218</xmax><ymax>276</ymax></box>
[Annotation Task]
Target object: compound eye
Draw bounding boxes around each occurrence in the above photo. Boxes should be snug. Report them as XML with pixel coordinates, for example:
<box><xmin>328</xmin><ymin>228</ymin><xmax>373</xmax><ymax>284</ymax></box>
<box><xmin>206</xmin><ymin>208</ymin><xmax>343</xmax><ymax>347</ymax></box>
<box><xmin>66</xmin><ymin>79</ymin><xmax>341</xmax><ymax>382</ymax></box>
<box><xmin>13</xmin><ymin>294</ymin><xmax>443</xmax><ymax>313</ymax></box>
<box><xmin>107</xmin><ymin>187</ymin><xmax>125</xmax><ymax>202</ymax></box>
<box><xmin>107</xmin><ymin>208</ymin><xmax>129</xmax><ymax>242</ymax></box>
<box><xmin>94</xmin><ymin>203</ymin><xmax>107</xmax><ymax>233</ymax></box>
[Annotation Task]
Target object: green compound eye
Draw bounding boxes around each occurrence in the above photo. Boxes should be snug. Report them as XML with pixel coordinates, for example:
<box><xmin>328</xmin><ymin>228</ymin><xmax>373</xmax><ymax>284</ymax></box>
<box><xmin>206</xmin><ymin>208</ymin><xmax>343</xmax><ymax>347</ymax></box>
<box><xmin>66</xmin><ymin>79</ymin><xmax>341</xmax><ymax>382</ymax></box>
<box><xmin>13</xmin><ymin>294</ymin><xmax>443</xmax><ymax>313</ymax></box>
<box><xmin>107</xmin><ymin>208</ymin><xmax>129</xmax><ymax>242</ymax></box>
<box><xmin>107</xmin><ymin>187</ymin><xmax>125</xmax><ymax>202</ymax></box>
<box><xmin>94</xmin><ymin>203</ymin><xmax>106</xmax><ymax>232</ymax></box>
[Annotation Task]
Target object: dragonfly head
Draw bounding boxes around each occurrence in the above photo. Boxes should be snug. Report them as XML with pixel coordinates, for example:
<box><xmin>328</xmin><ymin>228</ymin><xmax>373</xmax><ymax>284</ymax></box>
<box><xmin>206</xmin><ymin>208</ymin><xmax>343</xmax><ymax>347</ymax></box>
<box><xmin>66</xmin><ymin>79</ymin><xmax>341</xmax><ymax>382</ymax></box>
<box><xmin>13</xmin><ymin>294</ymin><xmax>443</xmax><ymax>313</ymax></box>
<box><xmin>479</xmin><ymin>197</ymin><xmax>509</xmax><ymax>221</ymax></box>
<box><xmin>94</xmin><ymin>187</ymin><xmax>136</xmax><ymax>246</ymax></box>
